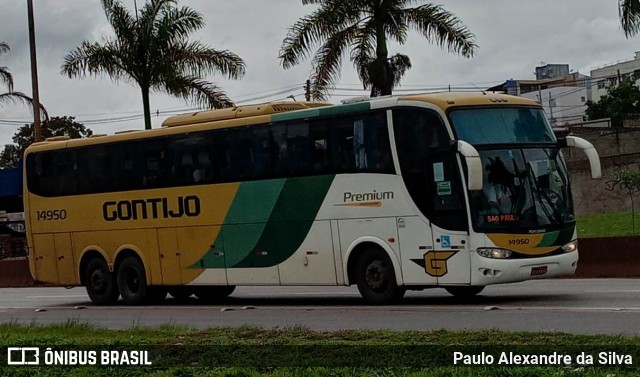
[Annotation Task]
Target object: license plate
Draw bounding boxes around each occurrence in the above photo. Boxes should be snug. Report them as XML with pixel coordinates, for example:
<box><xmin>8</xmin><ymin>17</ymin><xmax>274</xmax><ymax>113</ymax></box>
<box><xmin>531</xmin><ymin>266</ymin><xmax>548</xmax><ymax>276</ymax></box>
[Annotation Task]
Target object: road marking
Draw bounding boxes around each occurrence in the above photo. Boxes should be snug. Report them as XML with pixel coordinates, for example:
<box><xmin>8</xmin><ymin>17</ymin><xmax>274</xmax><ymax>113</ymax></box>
<box><xmin>586</xmin><ymin>290</ymin><xmax>640</xmax><ymax>293</ymax></box>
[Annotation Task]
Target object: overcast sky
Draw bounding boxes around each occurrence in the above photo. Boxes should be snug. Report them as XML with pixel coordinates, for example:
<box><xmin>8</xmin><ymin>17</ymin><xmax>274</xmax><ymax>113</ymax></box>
<box><xmin>1</xmin><ymin>0</ymin><xmax>639</xmax><ymax>145</ymax></box>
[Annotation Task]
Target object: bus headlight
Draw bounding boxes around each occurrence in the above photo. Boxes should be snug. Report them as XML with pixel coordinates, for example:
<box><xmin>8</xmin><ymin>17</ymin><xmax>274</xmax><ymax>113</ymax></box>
<box><xmin>477</xmin><ymin>248</ymin><xmax>512</xmax><ymax>259</ymax></box>
<box><xmin>561</xmin><ymin>240</ymin><xmax>578</xmax><ymax>253</ymax></box>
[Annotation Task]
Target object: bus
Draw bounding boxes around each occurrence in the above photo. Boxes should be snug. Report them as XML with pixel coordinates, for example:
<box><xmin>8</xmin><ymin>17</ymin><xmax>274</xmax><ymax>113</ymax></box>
<box><xmin>24</xmin><ymin>92</ymin><xmax>601</xmax><ymax>305</ymax></box>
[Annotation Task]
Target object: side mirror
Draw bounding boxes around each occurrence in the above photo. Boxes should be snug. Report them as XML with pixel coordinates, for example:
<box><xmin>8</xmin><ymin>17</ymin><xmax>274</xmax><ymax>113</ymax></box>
<box><xmin>457</xmin><ymin>140</ymin><xmax>483</xmax><ymax>191</ymax></box>
<box><xmin>560</xmin><ymin>136</ymin><xmax>602</xmax><ymax>179</ymax></box>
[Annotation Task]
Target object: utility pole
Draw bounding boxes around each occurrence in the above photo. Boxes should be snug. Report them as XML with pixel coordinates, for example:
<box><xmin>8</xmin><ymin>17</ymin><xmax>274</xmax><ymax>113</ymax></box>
<box><xmin>548</xmin><ymin>93</ymin><xmax>554</xmax><ymax>126</ymax></box>
<box><xmin>27</xmin><ymin>0</ymin><xmax>42</xmax><ymax>142</ymax></box>
<box><xmin>305</xmin><ymin>80</ymin><xmax>311</xmax><ymax>101</ymax></box>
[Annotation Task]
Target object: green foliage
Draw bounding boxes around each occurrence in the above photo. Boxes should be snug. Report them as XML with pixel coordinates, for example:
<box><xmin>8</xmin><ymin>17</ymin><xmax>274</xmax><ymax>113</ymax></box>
<box><xmin>577</xmin><ymin>211</ymin><xmax>637</xmax><ymax>238</ymax></box>
<box><xmin>0</xmin><ymin>116</ymin><xmax>92</xmax><ymax>168</ymax></box>
<box><xmin>604</xmin><ymin>168</ymin><xmax>640</xmax><ymax>234</ymax></box>
<box><xmin>619</xmin><ymin>0</ymin><xmax>640</xmax><ymax>38</ymax></box>
<box><xmin>279</xmin><ymin>1</ymin><xmax>476</xmax><ymax>100</ymax></box>
<box><xmin>585</xmin><ymin>79</ymin><xmax>640</xmax><ymax>127</ymax></box>
<box><xmin>61</xmin><ymin>0</ymin><xmax>245</xmax><ymax>130</ymax></box>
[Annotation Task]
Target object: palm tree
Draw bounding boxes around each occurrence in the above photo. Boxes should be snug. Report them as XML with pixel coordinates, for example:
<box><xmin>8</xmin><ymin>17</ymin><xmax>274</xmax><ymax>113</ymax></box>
<box><xmin>279</xmin><ymin>0</ymin><xmax>477</xmax><ymax>100</ymax></box>
<box><xmin>61</xmin><ymin>0</ymin><xmax>246</xmax><ymax>130</ymax></box>
<box><xmin>619</xmin><ymin>0</ymin><xmax>640</xmax><ymax>38</ymax></box>
<box><xmin>0</xmin><ymin>41</ymin><xmax>41</xmax><ymax>112</ymax></box>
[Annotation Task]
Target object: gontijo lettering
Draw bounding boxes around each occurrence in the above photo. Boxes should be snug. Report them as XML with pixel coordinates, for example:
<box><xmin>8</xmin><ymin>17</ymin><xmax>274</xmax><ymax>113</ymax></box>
<box><xmin>103</xmin><ymin>196</ymin><xmax>201</xmax><ymax>221</ymax></box>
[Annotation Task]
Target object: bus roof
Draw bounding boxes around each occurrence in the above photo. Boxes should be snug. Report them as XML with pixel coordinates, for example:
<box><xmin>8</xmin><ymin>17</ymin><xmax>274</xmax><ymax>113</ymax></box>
<box><xmin>398</xmin><ymin>91</ymin><xmax>540</xmax><ymax>110</ymax></box>
<box><xmin>25</xmin><ymin>92</ymin><xmax>539</xmax><ymax>153</ymax></box>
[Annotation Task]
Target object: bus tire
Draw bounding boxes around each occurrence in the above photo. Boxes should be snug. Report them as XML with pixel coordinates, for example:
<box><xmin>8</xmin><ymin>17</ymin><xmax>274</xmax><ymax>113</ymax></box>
<box><xmin>116</xmin><ymin>256</ymin><xmax>149</xmax><ymax>305</ymax></box>
<box><xmin>193</xmin><ymin>285</ymin><xmax>236</xmax><ymax>303</ymax></box>
<box><xmin>355</xmin><ymin>248</ymin><xmax>405</xmax><ymax>304</ymax></box>
<box><xmin>445</xmin><ymin>286</ymin><xmax>484</xmax><ymax>298</ymax></box>
<box><xmin>168</xmin><ymin>287</ymin><xmax>194</xmax><ymax>301</ymax></box>
<box><xmin>85</xmin><ymin>258</ymin><xmax>119</xmax><ymax>306</ymax></box>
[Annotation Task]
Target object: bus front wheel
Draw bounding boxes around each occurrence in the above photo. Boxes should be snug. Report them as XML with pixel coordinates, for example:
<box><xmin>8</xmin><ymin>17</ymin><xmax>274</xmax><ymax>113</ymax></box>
<box><xmin>117</xmin><ymin>256</ymin><xmax>149</xmax><ymax>305</ymax></box>
<box><xmin>445</xmin><ymin>286</ymin><xmax>485</xmax><ymax>298</ymax></box>
<box><xmin>355</xmin><ymin>248</ymin><xmax>405</xmax><ymax>304</ymax></box>
<box><xmin>85</xmin><ymin>258</ymin><xmax>119</xmax><ymax>305</ymax></box>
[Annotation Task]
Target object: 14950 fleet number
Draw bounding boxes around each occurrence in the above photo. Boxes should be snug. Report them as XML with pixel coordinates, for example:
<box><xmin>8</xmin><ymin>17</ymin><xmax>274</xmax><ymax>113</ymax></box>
<box><xmin>36</xmin><ymin>209</ymin><xmax>67</xmax><ymax>221</ymax></box>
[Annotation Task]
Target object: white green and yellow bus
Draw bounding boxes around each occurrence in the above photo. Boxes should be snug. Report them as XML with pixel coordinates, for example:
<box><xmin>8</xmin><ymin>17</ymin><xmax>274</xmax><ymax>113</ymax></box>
<box><xmin>24</xmin><ymin>92</ymin><xmax>601</xmax><ymax>305</ymax></box>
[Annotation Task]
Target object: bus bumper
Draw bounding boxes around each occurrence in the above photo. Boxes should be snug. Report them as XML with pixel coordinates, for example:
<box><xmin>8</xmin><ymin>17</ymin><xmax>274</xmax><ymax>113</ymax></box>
<box><xmin>469</xmin><ymin>250</ymin><xmax>578</xmax><ymax>286</ymax></box>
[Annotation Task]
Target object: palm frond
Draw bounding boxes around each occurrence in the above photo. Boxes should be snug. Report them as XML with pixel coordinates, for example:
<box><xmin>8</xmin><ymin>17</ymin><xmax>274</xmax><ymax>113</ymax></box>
<box><xmin>0</xmin><ymin>42</ymin><xmax>9</xmax><ymax>54</ymax></box>
<box><xmin>351</xmin><ymin>21</ymin><xmax>377</xmax><ymax>89</ymax></box>
<box><xmin>620</xmin><ymin>0</ymin><xmax>640</xmax><ymax>38</ymax></box>
<box><xmin>0</xmin><ymin>66</ymin><xmax>13</xmax><ymax>92</ymax></box>
<box><xmin>310</xmin><ymin>23</ymin><xmax>361</xmax><ymax>100</ymax></box>
<box><xmin>401</xmin><ymin>4</ymin><xmax>477</xmax><ymax>57</ymax></box>
<box><xmin>160</xmin><ymin>74</ymin><xmax>234</xmax><ymax>109</ymax></box>
<box><xmin>61</xmin><ymin>41</ymin><xmax>132</xmax><ymax>83</ymax></box>
<box><xmin>279</xmin><ymin>1</ymin><xmax>365</xmax><ymax>69</ymax></box>
<box><xmin>388</xmin><ymin>53</ymin><xmax>411</xmax><ymax>86</ymax></box>
<box><xmin>165</xmin><ymin>41</ymin><xmax>246</xmax><ymax>80</ymax></box>
<box><xmin>155</xmin><ymin>5</ymin><xmax>204</xmax><ymax>43</ymax></box>
<box><xmin>100</xmin><ymin>0</ymin><xmax>137</xmax><ymax>43</ymax></box>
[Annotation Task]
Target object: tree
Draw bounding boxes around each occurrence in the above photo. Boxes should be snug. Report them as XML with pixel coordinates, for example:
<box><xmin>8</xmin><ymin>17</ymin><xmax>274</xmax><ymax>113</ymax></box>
<box><xmin>585</xmin><ymin>79</ymin><xmax>640</xmax><ymax>127</ymax></box>
<box><xmin>606</xmin><ymin>168</ymin><xmax>640</xmax><ymax>234</ymax></box>
<box><xmin>619</xmin><ymin>0</ymin><xmax>640</xmax><ymax>37</ymax></box>
<box><xmin>1</xmin><ymin>41</ymin><xmax>46</xmax><ymax>116</ymax></box>
<box><xmin>279</xmin><ymin>0</ymin><xmax>476</xmax><ymax>100</ymax></box>
<box><xmin>0</xmin><ymin>116</ymin><xmax>92</xmax><ymax>168</ymax></box>
<box><xmin>61</xmin><ymin>0</ymin><xmax>246</xmax><ymax>130</ymax></box>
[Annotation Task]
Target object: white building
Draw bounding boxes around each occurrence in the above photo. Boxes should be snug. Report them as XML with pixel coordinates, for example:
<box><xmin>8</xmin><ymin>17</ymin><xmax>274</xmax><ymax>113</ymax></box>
<box><xmin>520</xmin><ymin>86</ymin><xmax>588</xmax><ymax>126</ymax></box>
<box><xmin>591</xmin><ymin>51</ymin><xmax>640</xmax><ymax>102</ymax></box>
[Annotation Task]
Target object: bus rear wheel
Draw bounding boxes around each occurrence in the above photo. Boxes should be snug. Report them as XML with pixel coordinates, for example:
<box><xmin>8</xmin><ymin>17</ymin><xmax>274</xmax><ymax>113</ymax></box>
<box><xmin>193</xmin><ymin>286</ymin><xmax>236</xmax><ymax>303</ymax></box>
<box><xmin>445</xmin><ymin>286</ymin><xmax>485</xmax><ymax>298</ymax></box>
<box><xmin>355</xmin><ymin>248</ymin><xmax>405</xmax><ymax>304</ymax></box>
<box><xmin>117</xmin><ymin>256</ymin><xmax>149</xmax><ymax>305</ymax></box>
<box><xmin>85</xmin><ymin>258</ymin><xmax>119</xmax><ymax>305</ymax></box>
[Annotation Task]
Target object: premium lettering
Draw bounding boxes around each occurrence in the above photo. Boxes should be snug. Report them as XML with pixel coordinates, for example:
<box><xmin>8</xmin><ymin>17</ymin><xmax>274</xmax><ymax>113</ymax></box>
<box><xmin>103</xmin><ymin>196</ymin><xmax>200</xmax><ymax>221</ymax></box>
<box><xmin>343</xmin><ymin>190</ymin><xmax>394</xmax><ymax>203</ymax></box>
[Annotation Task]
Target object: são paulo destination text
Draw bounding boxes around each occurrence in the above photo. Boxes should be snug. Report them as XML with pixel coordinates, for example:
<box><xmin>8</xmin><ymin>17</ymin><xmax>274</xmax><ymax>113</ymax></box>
<box><xmin>454</xmin><ymin>351</ymin><xmax>633</xmax><ymax>366</ymax></box>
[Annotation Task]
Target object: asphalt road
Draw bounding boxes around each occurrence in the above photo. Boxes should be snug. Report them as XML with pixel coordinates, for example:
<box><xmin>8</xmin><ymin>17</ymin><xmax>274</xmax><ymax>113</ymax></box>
<box><xmin>1</xmin><ymin>279</ymin><xmax>639</xmax><ymax>335</ymax></box>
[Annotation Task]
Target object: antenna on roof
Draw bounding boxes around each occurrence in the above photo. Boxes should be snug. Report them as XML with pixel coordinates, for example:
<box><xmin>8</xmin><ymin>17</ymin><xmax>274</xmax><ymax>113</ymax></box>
<box><xmin>469</xmin><ymin>82</ymin><xmax>486</xmax><ymax>95</ymax></box>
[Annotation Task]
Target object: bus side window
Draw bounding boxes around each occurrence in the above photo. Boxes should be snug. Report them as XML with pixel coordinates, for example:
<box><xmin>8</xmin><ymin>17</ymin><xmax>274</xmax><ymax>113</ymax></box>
<box><xmin>270</xmin><ymin>123</ymin><xmax>287</xmax><ymax>177</ymax></box>
<box><xmin>287</xmin><ymin>121</ymin><xmax>312</xmax><ymax>176</ymax></box>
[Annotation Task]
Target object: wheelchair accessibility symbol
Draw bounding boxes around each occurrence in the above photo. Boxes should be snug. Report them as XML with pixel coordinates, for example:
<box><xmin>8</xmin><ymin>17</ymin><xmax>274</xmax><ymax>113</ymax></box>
<box><xmin>441</xmin><ymin>235</ymin><xmax>451</xmax><ymax>248</ymax></box>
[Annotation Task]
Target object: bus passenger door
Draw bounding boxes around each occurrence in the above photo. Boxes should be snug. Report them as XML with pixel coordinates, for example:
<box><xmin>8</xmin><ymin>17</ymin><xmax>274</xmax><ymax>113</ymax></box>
<box><xmin>53</xmin><ymin>233</ymin><xmax>76</xmax><ymax>285</ymax></box>
<box><xmin>430</xmin><ymin>226</ymin><xmax>470</xmax><ymax>285</ymax></box>
<box><xmin>158</xmin><ymin>229</ymin><xmax>181</xmax><ymax>285</ymax></box>
<box><xmin>32</xmin><ymin>234</ymin><xmax>58</xmax><ymax>285</ymax></box>
<box><xmin>396</xmin><ymin>216</ymin><xmax>437</xmax><ymax>286</ymax></box>
<box><xmin>176</xmin><ymin>226</ymin><xmax>226</xmax><ymax>285</ymax></box>
<box><xmin>426</xmin><ymin>153</ymin><xmax>471</xmax><ymax>285</ymax></box>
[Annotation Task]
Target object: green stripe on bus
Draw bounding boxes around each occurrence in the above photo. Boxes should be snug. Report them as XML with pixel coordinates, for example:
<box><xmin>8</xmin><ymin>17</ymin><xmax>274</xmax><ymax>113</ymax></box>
<box><xmin>224</xmin><ymin>179</ymin><xmax>286</xmax><ymax>224</ymax></box>
<box><xmin>271</xmin><ymin>109</ymin><xmax>320</xmax><ymax>122</ymax></box>
<box><xmin>196</xmin><ymin>179</ymin><xmax>285</xmax><ymax>268</ymax></box>
<box><xmin>537</xmin><ymin>231</ymin><xmax>559</xmax><ymax>247</ymax></box>
<box><xmin>270</xmin><ymin>102</ymin><xmax>371</xmax><ymax>123</ymax></box>
<box><xmin>317</xmin><ymin>102</ymin><xmax>370</xmax><ymax>117</ymax></box>
<box><xmin>231</xmin><ymin>175</ymin><xmax>335</xmax><ymax>268</ymax></box>
<box><xmin>536</xmin><ymin>226</ymin><xmax>575</xmax><ymax>247</ymax></box>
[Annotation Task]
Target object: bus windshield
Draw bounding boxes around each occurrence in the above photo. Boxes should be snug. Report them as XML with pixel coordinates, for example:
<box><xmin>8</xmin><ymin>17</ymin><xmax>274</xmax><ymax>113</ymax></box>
<box><xmin>450</xmin><ymin>107</ymin><xmax>573</xmax><ymax>232</ymax></box>
<box><xmin>450</xmin><ymin>107</ymin><xmax>556</xmax><ymax>145</ymax></box>
<box><xmin>468</xmin><ymin>147</ymin><xmax>574</xmax><ymax>232</ymax></box>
